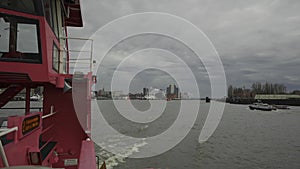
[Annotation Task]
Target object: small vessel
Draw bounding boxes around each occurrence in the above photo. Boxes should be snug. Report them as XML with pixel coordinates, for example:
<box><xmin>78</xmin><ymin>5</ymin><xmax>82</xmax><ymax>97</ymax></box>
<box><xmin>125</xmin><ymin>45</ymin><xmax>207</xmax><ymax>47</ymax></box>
<box><xmin>249</xmin><ymin>102</ymin><xmax>276</xmax><ymax>111</ymax></box>
<box><xmin>205</xmin><ymin>97</ymin><xmax>211</xmax><ymax>103</ymax></box>
<box><xmin>272</xmin><ymin>105</ymin><xmax>290</xmax><ymax>109</ymax></box>
<box><xmin>30</xmin><ymin>95</ymin><xmax>41</xmax><ymax>101</ymax></box>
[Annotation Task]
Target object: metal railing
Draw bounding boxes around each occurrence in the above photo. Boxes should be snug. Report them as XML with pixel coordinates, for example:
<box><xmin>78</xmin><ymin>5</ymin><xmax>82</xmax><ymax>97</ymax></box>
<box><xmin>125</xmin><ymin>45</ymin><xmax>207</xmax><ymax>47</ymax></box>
<box><xmin>0</xmin><ymin>127</ymin><xmax>18</xmax><ymax>167</ymax></box>
<box><xmin>59</xmin><ymin>37</ymin><xmax>94</xmax><ymax>74</ymax></box>
<box><xmin>0</xmin><ymin>107</ymin><xmax>43</xmax><ymax>111</ymax></box>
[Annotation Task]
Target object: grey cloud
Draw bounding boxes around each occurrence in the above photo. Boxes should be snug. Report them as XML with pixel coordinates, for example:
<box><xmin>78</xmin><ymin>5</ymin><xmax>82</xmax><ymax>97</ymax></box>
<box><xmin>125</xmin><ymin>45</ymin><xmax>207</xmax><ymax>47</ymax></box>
<box><xmin>69</xmin><ymin>0</ymin><xmax>300</xmax><ymax>96</ymax></box>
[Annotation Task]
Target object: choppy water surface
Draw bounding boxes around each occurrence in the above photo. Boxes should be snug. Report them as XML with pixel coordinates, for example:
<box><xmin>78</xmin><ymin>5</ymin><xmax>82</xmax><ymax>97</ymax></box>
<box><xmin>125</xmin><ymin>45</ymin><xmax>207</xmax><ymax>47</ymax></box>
<box><xmin>1</xmin><ymin>100</ymin><xmax>299</xmax><ymax>169</ymax></box>
<box><xmin>95</xmin><ymin>100</ymin><xmax>300</xmax><ymax>169</ymax></box>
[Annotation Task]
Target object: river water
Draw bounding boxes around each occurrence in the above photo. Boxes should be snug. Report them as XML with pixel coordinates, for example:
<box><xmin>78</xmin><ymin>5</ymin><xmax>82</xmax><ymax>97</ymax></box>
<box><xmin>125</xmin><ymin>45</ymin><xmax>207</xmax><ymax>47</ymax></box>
<box><xmin>94</xmin><ymin>100</ymin><xmax>300</xmax><ymax>169</ymax></box>
<box><xmin>1</xmin><ymin>100</ymin><xmax>299</xmax><ymax>169</ymax></box>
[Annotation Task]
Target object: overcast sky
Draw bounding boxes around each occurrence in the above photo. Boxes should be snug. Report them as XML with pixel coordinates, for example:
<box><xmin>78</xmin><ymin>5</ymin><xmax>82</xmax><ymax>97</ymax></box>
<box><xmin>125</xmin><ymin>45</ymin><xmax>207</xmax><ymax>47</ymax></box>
<box><xmin>69</xmin><ymin>0</ymin><xmax>300</xmax><ymax>97</ymax></box>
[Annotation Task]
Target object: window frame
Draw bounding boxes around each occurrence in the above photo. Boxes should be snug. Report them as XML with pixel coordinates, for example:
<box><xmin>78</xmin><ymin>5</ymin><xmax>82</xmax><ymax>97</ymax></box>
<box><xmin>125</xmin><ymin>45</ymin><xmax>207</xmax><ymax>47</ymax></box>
<box><xmin>0</xmin><ymin>0</ymin><xmax>43</xmax><ymax>16</ymax></box>
<box><xmin>0</xmin><ymin>13</ymin><xmax>42</xmax><ymax>64</ymax></box>
<box><xmin>42</xmin><ymin>0</ymin><xmax>60</xmax><ymax>39</ymax></box>
<box><xmin>52</xmin><ymin>42</ymin><xmax>60</xmax><ymax>72</ymax></box>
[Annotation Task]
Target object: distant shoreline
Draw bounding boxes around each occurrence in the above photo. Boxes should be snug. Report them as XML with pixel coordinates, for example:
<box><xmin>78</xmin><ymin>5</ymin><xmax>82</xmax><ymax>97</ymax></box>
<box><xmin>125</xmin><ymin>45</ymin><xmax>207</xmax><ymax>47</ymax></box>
<box><xmin>226</xmin><ymin>98</ymin><xmax>300</xmax><ymax>106</ymax></box>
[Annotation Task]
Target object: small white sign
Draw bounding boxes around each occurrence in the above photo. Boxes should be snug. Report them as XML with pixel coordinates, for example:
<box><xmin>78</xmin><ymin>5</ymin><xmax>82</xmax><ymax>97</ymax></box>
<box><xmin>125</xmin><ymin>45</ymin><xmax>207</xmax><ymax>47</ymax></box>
<box><xmin>64</xmin><ymin>159</ymin><xmax>78</xmax><ymax>166</ymax></box>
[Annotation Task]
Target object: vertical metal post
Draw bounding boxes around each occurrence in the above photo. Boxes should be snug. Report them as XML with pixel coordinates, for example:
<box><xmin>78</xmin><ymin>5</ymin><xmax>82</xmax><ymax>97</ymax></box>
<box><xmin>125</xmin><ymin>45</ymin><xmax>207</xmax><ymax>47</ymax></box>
<box><xmin>90</xmin><ymin>39</ymin><xmax>94</xmax><ymax>72</ymax></box>
<box><xmin>0</xmin><ymin>141</ymin><xmax>9</xmax><ymax>167</ymax></box>
<box><xmin>95</xmin><ymin>155</ymin><xmax>100</xmax><ymax>169</ymax></box>
<box><xmin>65</xmin><ymin>29</ymin><xmax>70</xmax><ymax>74</ymax></box>
<box><xmin>25</xmin><ymin>87</ymin><xmax>30</xmax><ymax>115</ymax></box>
<box><xmin>8</xmin><ymin>20</ymin><xmax>17</xmax><ymax>53</ymax></box>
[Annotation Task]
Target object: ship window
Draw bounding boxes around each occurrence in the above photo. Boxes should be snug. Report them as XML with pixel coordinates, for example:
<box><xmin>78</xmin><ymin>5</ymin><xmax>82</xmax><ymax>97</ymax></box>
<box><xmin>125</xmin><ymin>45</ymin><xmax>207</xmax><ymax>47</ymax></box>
<box><xmin>51</xmin><ymin>0</ymin><xmax>59</xmax><ymax>37</ymax></box>
<box><xmin>43</xmin><ymin>0</ymin><xmax>59</xmax><ymax>38</ymax></box>
<box><xmin>43</xmin><ymin>0</ymin><xmax>53</xmax><ymax>28</ymax></box>
<box><xmin>0</xmin><ymin>17</ymin><xmax>9</xmax><ymax>53</ymax></box>
<box><xmin>0</xmin><ymin>13</ymin><xmax>41</xmax><ymax>63</ymax></box>
<box><xmin>60</xmin><ymin>27</ymin><xmax>67</xmax><ymax>74</ymax></box>
<box><xmin>52</xmin><ymin>44</ymin><xmax>59</xmax><ymax>72</ymax></box>
<box><xmin>0</xmin><ymin>0</ymin><xmax>39</xmax><ymax>15</ymax></box>
<box><xmin>17</xmin><ymin>24</ymin><xmax>39</xmax><ymax>53</ymax></box>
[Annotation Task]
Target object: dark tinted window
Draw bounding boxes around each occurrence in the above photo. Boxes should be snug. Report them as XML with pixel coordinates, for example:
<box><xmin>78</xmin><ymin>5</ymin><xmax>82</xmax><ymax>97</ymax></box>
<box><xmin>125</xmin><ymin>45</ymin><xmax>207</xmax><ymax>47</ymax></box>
<box><xmin>52</xmin><ymin>44</ymin><xmax>59</xmax><ymax>72</ymax></box>
<box><xmin>0</xmin><ymin>0</ymin><xmax>40</xmax><ymax>15</ymax></box>
<box><xmin>43</xmin><ymin>0</ymin><xmax>53</xmax><ymax>28</ymax></box>
<box><xmin>0</xmin><ymin>13</ymin><xmax>41</xmax><ymax>63</ymax></box>
<box><xmin>43</xmin><ymin>0</ymin><xmax>59</xmax><ymax>37</ymax></box>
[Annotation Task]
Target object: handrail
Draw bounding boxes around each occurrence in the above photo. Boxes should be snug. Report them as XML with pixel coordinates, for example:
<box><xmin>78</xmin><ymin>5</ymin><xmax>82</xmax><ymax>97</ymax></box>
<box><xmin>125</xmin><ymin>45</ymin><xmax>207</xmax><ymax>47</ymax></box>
<box><xmin>0</xmin><ymin>107</ymin><xmax>43</xmax><ymax>111</ymax></box>
<box><xmin>0</xmin><ymin>127</ymin><xmax>18</xmax><ymax>137</ymax></box>
<box><xmin>59</xmin><ymin>37</ymin><xmax>94</xmax><ymax>74</ymax></box>
<box><xmin>42</xmin><ymin>106</ymin><xmax>56</xmax><ymax>119</ymax></box>
<box><xmin>0</xmin><ymin>126</ymin><xmax>18</xmax><ymax>167</ymax></box>
<box><xmin>42</xmin><ymin>112</ymin><xmax>56</xmax><ymax>119</ymax></box>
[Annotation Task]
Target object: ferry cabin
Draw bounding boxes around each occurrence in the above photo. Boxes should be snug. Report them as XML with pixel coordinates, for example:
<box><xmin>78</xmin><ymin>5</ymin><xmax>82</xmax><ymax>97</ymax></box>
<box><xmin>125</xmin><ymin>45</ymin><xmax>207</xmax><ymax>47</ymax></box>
<box><xmin>0</xmin><ymin>0</ymin><xmax>97</xmax><ymax>168</ymax></box>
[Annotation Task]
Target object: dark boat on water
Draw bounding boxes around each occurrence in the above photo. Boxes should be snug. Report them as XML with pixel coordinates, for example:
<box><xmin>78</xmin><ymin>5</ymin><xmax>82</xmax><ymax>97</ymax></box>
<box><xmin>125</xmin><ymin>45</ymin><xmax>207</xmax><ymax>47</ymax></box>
<box><xmin>272</xmin><ymin>105</ymin><xmax>290</xmax><ymax>109</ymax></box>
<box><xmin>205</xmin><ymin>97</ymin><xmax>211</xmax><ymax>103</ymax></box>
<box><xmin>249</xmin><ymin>103</ymin><xmax>276</xmax><ymax>111</ymax></box>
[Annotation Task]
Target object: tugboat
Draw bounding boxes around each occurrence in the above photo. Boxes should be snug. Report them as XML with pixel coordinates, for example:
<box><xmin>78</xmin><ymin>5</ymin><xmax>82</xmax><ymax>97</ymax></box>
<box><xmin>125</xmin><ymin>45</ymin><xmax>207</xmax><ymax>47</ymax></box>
<box><xmin>0</xmin><ymin>0</ymin><xmax>103</xmax><ymax>168</ymax></box>
<box><xmin>272</xmin><ymin>105</ymin><xmax>290</xmax><ymax>110</ymax></box>
<box><xmin>205</xmin><ymin>97</ymin><xmax>211</xmax><ymax>103</ymax></box>
<box><xmin>249</xmin><ymin>102</ymin><xmax>276</xmax><ymax>111</ymax></box>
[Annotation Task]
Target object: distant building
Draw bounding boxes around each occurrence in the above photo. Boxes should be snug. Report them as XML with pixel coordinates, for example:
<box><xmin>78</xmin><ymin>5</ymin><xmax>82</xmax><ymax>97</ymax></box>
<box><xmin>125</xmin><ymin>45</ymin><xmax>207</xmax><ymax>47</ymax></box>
<box><xmin>255</xmin><ymin>94</ymin><xmax>300</xmax><ymax>100</ymax></box>
<box><xmin>143</xmin><ymin>88</ymin><xmax>165</xmax><ymax>100</ymax></box>
<box><xmin>97</xmin><ymin>88</ymin><xmax>112</xmax><ymax>99</ymax></box>
<box><xmin>112</xmin><ymin>91</ymin><xmax>123</xmax><ymax>99</ymax></box>
<box><xmin>291</xmin><ymin>90</ymin><xmax>300</xmax><ymax>95</ymax></box>
<box><xmin>254</xmin><ymin>94</ymin><xmax>300</xmax><ymax>106</ymax></box>
<box><xmin>181</xmin><ymin>92</ymin><xmax>190</xmax><ymax>99</ymax></box>
<box><xmin>143</xmin><ymin>88</ymin><xmax>149</xmax><ymax>97</ymax></box>
<box><xmin>129</xmin><ymin>93</ymin><xmax>144</xmax><ymax>100</ymax></box>
<box><xmin>149</xmin><ymin>88</ymin><xmax>165</xmax><ymax>100</ymax></box>
<box><xmin>166</xmin><ymin>84</ymin><xmax>179</xmax><ymax>100</ymax></box>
